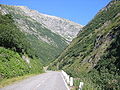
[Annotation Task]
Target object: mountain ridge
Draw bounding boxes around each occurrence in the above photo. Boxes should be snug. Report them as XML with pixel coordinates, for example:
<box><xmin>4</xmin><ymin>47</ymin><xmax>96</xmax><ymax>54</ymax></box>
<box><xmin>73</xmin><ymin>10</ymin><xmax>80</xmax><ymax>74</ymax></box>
<box><xmin>0</xmin><ymin>4</ymin><xmax>83</xmax><ymax>63</ymax></box>
<box><xmin>0</xmin><ymin>4</ymin><xmax>83</xmax><ymax>43</ymax></box>
<box><xmin>48</xmin><ymin>0</ymin><xmax>120</xmax><ymax>89</ymax></box>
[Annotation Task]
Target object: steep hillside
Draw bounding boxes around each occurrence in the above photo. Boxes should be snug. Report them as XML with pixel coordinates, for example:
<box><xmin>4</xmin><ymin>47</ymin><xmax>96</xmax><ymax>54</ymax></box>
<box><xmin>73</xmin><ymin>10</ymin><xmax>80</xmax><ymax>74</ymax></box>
<box><xmin>0</xmin><ymin>5</ymin><xmax>82</xmax><ymax>64</ymax></box>
<box><xmin>0</xmin><ymin>13</ymin><xmax>43</xmax><ymax>87</ymax></box>
<box><xmin>49</xmin><ymin>0</ymin><xmax>120</xmax><ymax>89</ymax></box>
<box><xmin>0</xmin><ymin>5</ymin><xmax>82</xmax><ymax>42</ymax></box>
<box><xmin>0</xmin><ymin>47</ymin><xmax>43</xmax><ymax>80</ymax></box>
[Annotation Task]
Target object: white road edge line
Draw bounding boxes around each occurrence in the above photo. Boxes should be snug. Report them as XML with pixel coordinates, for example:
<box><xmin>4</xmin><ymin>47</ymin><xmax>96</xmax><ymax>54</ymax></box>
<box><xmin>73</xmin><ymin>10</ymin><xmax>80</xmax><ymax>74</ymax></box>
<box><xmin>36</xmin><ymin>83</ymin><xmax>41</xmax><ymax>87</ymax></box>
<box><xmin>35</xmin><ymin>78</ymin><xmax>47</xmax><ymax>88</ymax></box>
<box><xmin>60</xmin><ymin>73</ymin><xmax>70</xmax><ymax>90</ymax></box>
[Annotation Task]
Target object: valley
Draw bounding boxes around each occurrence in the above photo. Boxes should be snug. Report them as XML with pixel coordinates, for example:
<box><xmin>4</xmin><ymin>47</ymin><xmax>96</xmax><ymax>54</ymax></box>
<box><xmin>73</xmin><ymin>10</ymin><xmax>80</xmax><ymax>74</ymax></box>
<box><xmin>48</xmin><ymin>0</ymin><xmax>120</xmax><ymax>89</ymax></box>
<box><xmin>0</xmin><ymin>0</ymin><xmax>120</xmax><ymax>90</ymax></box>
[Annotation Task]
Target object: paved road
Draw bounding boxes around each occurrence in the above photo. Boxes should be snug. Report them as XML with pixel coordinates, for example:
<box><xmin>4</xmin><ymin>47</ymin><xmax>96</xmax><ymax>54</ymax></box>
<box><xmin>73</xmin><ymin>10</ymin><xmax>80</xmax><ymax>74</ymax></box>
<box><xmin>0</xmin><ymin>71</ymin><xmax>69</xmax><ymax>90</ymax></box>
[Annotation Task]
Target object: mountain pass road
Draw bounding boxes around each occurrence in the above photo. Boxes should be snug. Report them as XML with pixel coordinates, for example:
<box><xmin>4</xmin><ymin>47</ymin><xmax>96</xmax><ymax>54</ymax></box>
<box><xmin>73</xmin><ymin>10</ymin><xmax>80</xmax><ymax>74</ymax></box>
<box><xmin>0</xmin><ymin>71</ymin><xmax>69</xmax><ymax>90</ymax></box>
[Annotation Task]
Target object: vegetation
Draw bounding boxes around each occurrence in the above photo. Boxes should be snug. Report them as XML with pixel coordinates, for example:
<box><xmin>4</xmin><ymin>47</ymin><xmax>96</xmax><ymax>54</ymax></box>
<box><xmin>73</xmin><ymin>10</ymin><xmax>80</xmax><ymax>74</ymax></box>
<box><xmin>0</xmin><ymin>47</ymin><xmax>43</xmax><ymax>86</ymax></box>
<box><xmin>90</xmin><ymin>25</ymin><xmax>120</xmax><ymax>89</ymax></box>
<box><xmin>1</xmin><ymin>5</ymin><xmax>68</xmax><ymax>64</ymax></box>
<box><xmin>0</xmin><ymin>73</ymin><xmax>37</xmax><ymax>88</ymax></box>
<box><xmin>48</xmin><ymin>0</ymin><xmax>120</xmax><ymax>89</ymax></box>
<box><xmin>0</xmin><ymin>14</ymin><xmax>29</xmax><ymax>54</ymax></box>
<box><xmin>0</xmin><ymin>4</ymin><xmax>67</xmax><ymax>87</ymax></box>
<box><xmin>0</xmin><ymin>13</ymin><xmax>43</xmax><ymax>87</ymax></box>
<box><xmin>25</xmin><ymin>21</ymin><xmax>67</xmax><ymax>64</ymax></box>
<box><xmin>73</xmin><ymin>75</ymin><xmax>102</xmax><ymax>90</ymax></box>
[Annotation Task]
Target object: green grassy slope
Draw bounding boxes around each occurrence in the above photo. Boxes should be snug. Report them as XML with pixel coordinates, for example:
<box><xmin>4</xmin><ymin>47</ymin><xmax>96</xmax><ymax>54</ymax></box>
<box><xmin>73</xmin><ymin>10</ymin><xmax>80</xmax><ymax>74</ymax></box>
<box><xmin>0</xmin><ymin>13</ymin><xmax>43</xmax><ymax>86</ymax></box>
<box><xmin>0</xmin><ymin>5</ymin><xmax>68</xmax><ymax>64</ymax></box>
<box><xmin>25</xmin><ymin>21</ymin><xmax>67</xmax><ymax>63</ymax></box>
<box><xmin>48</xmin><ymin>0</ymin><xmax>120</xmax><ymax>89</ymax></box>
<box><xmin>0</xmin><ymin>47</ymin><xmax>43</xmax><ymax>79</ymax></box>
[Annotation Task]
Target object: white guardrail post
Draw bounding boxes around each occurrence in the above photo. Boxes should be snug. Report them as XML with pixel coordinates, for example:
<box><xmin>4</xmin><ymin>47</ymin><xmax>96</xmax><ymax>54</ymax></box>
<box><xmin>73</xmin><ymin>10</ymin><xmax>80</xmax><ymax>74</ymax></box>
<box><xmin>67</xmin><ymin>75</ymin><xmax>70</xmax><ymax>84</ymax></box>
<box><xmin>62</xmin><ymin>70</ymin><xmax>74</xmax><ymax>87</ymax></box>
<box><xmin>79</xmin><ymin>82</ymin><xmax>84</xmax><ymax>90</ymax></box>
<box><xmin>70</xmin><ymin>77</ymin><xmax>73</xmax><ymax>87</ymax></box>
<box><xmin>61</xmin><ymin>70</ymin><xmax>70</xmax><ymax>84</ymax></box>
<box><xmin>62</xmin><ymin>70</ymin><xmax>84</xmax><ymax>90</ymax></box>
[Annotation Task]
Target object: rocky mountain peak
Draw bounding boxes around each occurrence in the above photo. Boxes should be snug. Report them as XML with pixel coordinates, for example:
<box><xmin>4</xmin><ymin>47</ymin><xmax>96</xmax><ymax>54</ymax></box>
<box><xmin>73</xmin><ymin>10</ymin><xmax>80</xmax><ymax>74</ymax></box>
<box><xmin>10</xmin><ymin>5</ymin><xmax>83</xmax><ymax>42</ymax></box>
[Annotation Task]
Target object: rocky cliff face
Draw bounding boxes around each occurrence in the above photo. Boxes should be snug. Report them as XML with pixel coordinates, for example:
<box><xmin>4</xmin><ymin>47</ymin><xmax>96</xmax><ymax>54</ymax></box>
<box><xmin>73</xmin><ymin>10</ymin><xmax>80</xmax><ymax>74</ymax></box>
<box><xmin>0</xmin><ymin>5</ymin><xmax>82</xmax><ymax>63</ymax></box>
<box><xmin>0</xmin><ymin>5</ymin><xmax>83</xmax><ymax>43</ymax></box>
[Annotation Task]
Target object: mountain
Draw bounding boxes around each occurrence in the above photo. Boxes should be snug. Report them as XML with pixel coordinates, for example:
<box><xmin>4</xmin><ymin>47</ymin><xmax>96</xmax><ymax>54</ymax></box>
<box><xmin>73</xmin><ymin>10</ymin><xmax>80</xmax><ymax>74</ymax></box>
<box><xmin>48</xmin><ymin>0</ymin><xmax>120</xmax><ymax>89</ymax></box>
<box><xmin>0</xmin><ymin>13</ymin><xmax>43</xmax><ymax>87</ymax></box>
<box><xmin>0</xmin><ymin>5</ymin><xmax>83</xmax><ymax>42</ymax></box>
<box><xmin>0</xmin><ymin>5</ymin><xmax>83</xmax><ymax>64</ymax></box>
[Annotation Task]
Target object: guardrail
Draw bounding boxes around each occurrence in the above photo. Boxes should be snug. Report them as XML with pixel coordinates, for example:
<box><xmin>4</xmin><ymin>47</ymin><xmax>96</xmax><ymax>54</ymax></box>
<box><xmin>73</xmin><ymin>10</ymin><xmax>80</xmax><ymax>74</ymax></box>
<box><xmin>79</xmin><ymin>82</ymin><xmax>84</xmax><ymax>90</ymax></box>
<box><xmin>61</xmin><ymin>70</ymin><xmax>84</xmax><ymax>90</ymax></box>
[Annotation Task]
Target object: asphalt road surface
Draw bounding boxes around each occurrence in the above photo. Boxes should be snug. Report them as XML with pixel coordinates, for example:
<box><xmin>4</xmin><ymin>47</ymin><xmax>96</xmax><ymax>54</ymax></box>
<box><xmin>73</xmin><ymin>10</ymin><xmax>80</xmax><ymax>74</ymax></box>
<box><xmin>0</xmin><ymin>71</ymin><xmax>69</xmax><ymax>90</ymax></box>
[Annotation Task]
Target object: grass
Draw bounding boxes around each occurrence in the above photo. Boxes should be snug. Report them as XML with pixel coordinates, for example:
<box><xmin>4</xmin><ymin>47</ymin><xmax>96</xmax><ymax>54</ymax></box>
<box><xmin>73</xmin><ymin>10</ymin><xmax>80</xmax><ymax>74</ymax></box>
<box><xmin>1</xmin><ymin>5</ymin><xmax>68</xmax><ymax>64</ymax></box>
<box><xmin>73</xmin><ymin>77</ymin><xmax>102</xmax><ymax>90</ymax></box>
<box><xmin>0</xmin><ymin>47</ymin><xmax>43</xmax><ymax>79</ymax></box>
<box><xmin>0</xmin><ymin>73</ymin><xmax>40</xmax><ymax>88</ymax></box>
<box><xmin>0</xmin><ymin>10</ymin><xmax>45</xmax><ymax>89</ymax></box>
<box><xmin>48</xmin><ymin>1</ymin><xmax>120</xmax><ymax>89</ymax></box>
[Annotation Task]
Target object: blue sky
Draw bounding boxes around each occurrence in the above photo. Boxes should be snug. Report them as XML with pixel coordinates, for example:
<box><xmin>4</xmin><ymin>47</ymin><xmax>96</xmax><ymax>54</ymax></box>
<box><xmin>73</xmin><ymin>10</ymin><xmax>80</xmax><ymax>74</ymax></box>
<box><xmin>0</xmin><ymin>0</ymin><xmax>111</xmax><ymax>25</ymax></box>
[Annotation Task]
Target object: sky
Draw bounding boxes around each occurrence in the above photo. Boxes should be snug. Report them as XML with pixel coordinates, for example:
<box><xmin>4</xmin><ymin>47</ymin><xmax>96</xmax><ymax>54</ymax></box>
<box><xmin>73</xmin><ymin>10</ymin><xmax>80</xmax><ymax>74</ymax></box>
<box><xmin>0</xmin><ymin>0</ymin><xmax>111</xmax><ymax>25</ymax></box>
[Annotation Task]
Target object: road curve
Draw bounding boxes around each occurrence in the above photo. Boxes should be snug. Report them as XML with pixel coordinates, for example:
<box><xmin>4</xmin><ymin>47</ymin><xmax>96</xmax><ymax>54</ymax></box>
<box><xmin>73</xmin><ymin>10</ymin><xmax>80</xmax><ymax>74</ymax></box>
<box><xmin>0</xmin><ymin>71</ymin><xmax>69</xmax><ymax>90</ymax></box>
